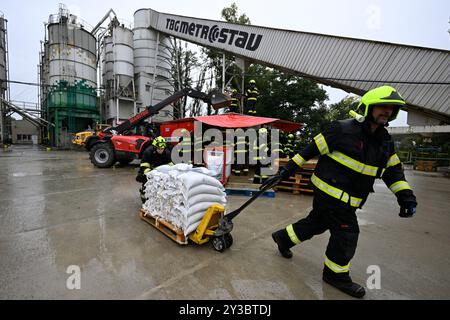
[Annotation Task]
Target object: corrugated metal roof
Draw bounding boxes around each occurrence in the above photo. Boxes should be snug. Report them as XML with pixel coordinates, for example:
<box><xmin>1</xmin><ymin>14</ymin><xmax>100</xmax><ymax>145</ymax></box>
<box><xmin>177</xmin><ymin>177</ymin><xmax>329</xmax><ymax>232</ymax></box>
<box><xmin>141</xmin><ymin>9</ymin><xmax>450</xmax><ymax>121</ymax></box>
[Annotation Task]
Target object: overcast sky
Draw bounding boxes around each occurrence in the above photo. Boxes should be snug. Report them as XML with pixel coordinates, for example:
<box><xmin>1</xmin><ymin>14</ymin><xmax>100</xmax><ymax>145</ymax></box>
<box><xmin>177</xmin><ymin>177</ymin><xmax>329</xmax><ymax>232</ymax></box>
<box><xmin>2</xmin><ymin>0</ymin><xmax>449</xmax><ymax>126</ymax></box>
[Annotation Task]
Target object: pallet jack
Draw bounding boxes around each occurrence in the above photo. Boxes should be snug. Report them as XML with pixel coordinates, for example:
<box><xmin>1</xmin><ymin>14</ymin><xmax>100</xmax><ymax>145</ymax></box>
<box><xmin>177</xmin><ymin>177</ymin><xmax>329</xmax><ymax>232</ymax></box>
<box><xmin>204</xmin><ymin>179</ymin><xmax>279</xmax><ymax>252</ymax></box>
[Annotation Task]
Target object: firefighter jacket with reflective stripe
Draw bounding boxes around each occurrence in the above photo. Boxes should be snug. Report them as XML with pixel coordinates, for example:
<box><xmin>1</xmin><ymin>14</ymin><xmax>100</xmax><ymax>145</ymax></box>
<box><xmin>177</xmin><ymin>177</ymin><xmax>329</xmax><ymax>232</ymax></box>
<box><xmin>140</xmin><ymin>145</ymin><xmax>172</xmax><ymax>172</ymax></box>
<box><xmin>230</xmin><ymin>95</ymin><xmax>239</xmax><ymax>107</ymax></box>
<box><xmin>246</xmin><ymin>87</ymin><xmax>259</xmax><ymax>101</ymax></box>
<box><xmin>234</xmin><ymin>136</ymin><xmax>248</xmax><ymax>154</ymax></box>
<box><xmin>286</xmin><ymin>119</ymin><xmax>416</xmax><ymax>209</ymax></box>
<box><xmin>253</xmin><ymin>135</ymin><xmax>270</xmax><ymax>161</ymax></box>
<box><xmin>178</xmin><ymin>134</ymin><xmax>193</xmax><ymax>156</ymax></box>
<box><xmin>283</xmin><ymin>137</ymin><xmax>295</xmax><ymax>155</ymax></box>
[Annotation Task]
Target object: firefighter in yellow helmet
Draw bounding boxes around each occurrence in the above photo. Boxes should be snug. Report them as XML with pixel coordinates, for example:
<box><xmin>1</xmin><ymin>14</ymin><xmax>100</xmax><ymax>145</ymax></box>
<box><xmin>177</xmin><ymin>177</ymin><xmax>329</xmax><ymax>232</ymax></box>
<box><xmin>229</xmin><ymin>89</ymin><xmax>240</xmax><ymax>113</ymax></box>
<box><xmin>282</xmin><ymin>133</ymin><xmax>296</xmax><ymax>158</ymax></box>
<box><xmin>178</xmin><ymin>128</ymin><xmax>194</xmax><ymax>164</ymax></box>
<box><xmin>136</xmin><ymin>136</ymin><xmax>173</xmax><ymax>203</ymax></box>
<box><xmin>253</xmin><ymin>127</ymin><xmax>270</xmax><ymax>184</ymax></box>
<box><xmin>245</xmin><ymin>79</ymin><xmax>259</xmax><ymax>115</ymax></box>
<box><xmin>262</xmin><ymin>85</ymin><xmax>417</xmax><ymax>298</ymax></box>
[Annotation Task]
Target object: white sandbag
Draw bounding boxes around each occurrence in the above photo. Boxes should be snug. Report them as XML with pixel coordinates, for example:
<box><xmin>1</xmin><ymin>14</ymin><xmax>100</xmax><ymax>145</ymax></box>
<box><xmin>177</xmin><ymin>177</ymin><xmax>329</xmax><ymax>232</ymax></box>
<box><xmin>185</xmin><ymin>201</ymin><xmax>223</xmax><ymax>217</ymax></box>
<box><xmin>154</xmin><ymin>163</ymin><xmax>188</xmax><ymax>173</ymax></box>
<box><xmin>182</xmin><ymin>184</ymin><xmax>226</xmax><ymax>199</ymax></box>
<box><xmin>186</xmin><ymin>194</ymin><xmax>226</xmax><ymax>207</ymax></box>
<box><xmin>178</xmin><ymin>171</ymin><xmax>224</xmax><ymax>190</ymax></box>
<box><xmin>142</xmin><ymin>165</ymin><xmax>227</xmax><ymax>236</ymax></box>
<box><xmin>184</xmin><ymin>220</ymin><xmax>203</xmax><ymax>236</ymax></box>
<box><xmin>186</xmin><ymin>210</ymin><xmax>210</xmax><ymax>226</ymax></box>
<box><xmin>154</xmin><ymin>163</ymin><xmax>216</xmax><ymax>176</ymax></box>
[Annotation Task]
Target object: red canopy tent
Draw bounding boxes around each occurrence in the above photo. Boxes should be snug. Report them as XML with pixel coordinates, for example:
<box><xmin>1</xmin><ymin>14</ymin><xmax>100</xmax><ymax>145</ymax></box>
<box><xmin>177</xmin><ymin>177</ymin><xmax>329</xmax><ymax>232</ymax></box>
<box><xmin>159</xmin><ymin>113</ymin><xmax>303</xmax><ymax>139</ymax></box>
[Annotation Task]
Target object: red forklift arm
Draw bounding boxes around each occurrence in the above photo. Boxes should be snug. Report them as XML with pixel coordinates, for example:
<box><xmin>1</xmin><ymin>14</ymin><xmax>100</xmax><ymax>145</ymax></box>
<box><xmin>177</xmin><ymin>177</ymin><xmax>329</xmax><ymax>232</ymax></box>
<box><xmin>104</xmin><ymin>88</ymin><xmax>230</xmax><ymax>135</ymax></box>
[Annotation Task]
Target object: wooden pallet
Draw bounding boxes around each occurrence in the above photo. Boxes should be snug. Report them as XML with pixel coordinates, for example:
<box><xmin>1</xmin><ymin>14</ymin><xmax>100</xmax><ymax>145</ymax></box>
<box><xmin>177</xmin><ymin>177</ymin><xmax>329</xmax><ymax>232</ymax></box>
<box><xmin>139</xmin><ymin>209</ymin><xmax>188</xmax><ymax>245</ymax></box>
<box><xmin>276</xmin><ymin>158</ymin><xmax>318</xmax><ymax>170</ymax></box>
<box><xmin>415</xmin><ymin>160</ymin><xmax>436</xmax><ymax>172</ymax></box>
<box><xmin>274</xmin><ymin>174</ymin><xmax>314</xmax><ymax>194</ymax></box>
<box><xmin>274</xmin><ymin>158</ymin><xmax>316</xmax><ymax>195</ymax></box>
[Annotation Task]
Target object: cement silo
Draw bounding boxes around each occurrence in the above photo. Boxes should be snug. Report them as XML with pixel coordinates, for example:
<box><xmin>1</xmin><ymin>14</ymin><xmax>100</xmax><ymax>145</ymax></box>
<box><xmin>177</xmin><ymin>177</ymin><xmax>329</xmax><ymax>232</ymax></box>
<box><xmin>101</xmin><ymin>20</ymin><xmax>136</xmax><ymax>126</ymax></box>
<box><xmin>133</xmin><ymin>9</ymin><xmax>173</xmax><ymax>124</ymax></box>
<box><xmin>40</xmin><ymin>4</ymin><xmax>100</xmax><ymax>147</ymax></box>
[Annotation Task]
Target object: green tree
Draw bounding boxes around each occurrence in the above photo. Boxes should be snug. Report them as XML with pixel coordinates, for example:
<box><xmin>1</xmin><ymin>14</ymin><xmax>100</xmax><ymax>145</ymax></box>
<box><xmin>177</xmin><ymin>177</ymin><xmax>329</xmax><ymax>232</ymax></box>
<box><xmin>249</xmin><ymin>65</ymin><xmax>329</xmax><ymax>145</ymax></box>
<box><xmin>221</xmin><ymin>3</ymin><xmax>251</xmax><ymax>24</ymax></box>
<box><xmin>326</xmin><ymin>95</ymin><xmax>359</xmax><ymax>122</ymax></box>
<box><xmin>202</xmin><ymin>2</ymin><xmax>251</xmax><ymax>115</ymax></box>
<box><xmin>169</xmin><ymin>38</ymin><xmax>200</xmax><ymax>118</ymax></box>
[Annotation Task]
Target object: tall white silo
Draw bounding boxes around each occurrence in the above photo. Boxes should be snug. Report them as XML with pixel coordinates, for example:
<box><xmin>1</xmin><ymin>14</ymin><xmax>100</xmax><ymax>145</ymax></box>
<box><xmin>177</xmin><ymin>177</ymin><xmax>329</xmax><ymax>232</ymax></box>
<box><xmin>133</xmin><ymin>9</ymin><xmax>173</xmax><ymax>124</ymax></box>
<box><xmin>40</xmin><ymin>4</ymin><xmax>99</xmax><ymax>147</ymax></box>
<box><xmin>101</xmin><ymin>22</ymin><xmax>136</xmax><ymax>126</ymax></box>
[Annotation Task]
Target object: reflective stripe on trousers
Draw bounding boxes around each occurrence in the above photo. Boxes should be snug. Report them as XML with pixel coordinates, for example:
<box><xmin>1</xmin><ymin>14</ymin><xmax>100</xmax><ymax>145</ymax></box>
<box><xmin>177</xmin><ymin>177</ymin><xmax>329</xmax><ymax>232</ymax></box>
<box><xmin>286</xmin><ymin>224</ymin><xmax>301</xmax><ymax>245</ymax></box>
<box><xmin>324</xmin><ymin>255</ymin><xmax>350</xmax><ymax>273</ymax></box>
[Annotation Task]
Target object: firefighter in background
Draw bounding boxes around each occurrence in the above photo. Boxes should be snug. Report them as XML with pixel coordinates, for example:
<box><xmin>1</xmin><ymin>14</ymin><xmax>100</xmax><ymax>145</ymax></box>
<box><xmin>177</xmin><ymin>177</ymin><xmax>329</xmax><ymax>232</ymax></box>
<box><xmin>228</xmin><ymin>89</ymin><xmax>240</xmax><ymax>113</ymax></box>
<box><xmin>224</xmin><ymin>131</ymin><xmax>232</xmax><ymax>171</ymax></box>
<box><xmin>262</xmin><ymin>86</ymin><xmax>417</xmax><ymax>298</ymax></box>
<box><xmin>233</xmin><ymin>134</ymin><xmax>248</xmax><ymax>176</ymax></box>
<box><xmin>245</xmin><ymin>79</ymin><xmax>259</xmax><ymax>115</ymax></box>
<box><xmin>204</xmin><ymin>134</ymin><xmax>223</xmax><ymax>152</ymax></box>
<box><xmin>271</xmin><ymin>128</ymin><xmax>283</xmax><ymax>168</ymax></box>
<box><xmin>253</xmin><ymin>127</ymin><xmax>271</xmax><ymax>184</ymax></box>
<box><xmin>278</xmin><ymin>131</ymin><xmax>287</xmax><ymax>158</ymax></box>
<box><xmin>179</xmin><ymin>128</ymin><xmax>193</xmax><ymax>164</ymax></box>
<box><xmin>282</xmin><ymin>133</ymin><xmax>296</xmax><ymax>158</ymax></box>
<box><xmin>242</xmin><ymin>135</ymin><xmax>250</xmax><ymax>176</ymax></box>
<box><xmin>136</xmin><ymin>136</ymin><xmax>173</xmax><ymax>203</ymax></box>
<box><xmin>193</xmin><ymin>127</ymin><xmax>205</xmax><ymax>166</ymax></box>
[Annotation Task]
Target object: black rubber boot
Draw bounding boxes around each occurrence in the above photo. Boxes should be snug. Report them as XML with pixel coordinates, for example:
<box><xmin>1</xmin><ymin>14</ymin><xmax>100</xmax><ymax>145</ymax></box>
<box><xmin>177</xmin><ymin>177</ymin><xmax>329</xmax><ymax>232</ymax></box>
<box><xmin>322</xmin><ymin>268</ymin><xmax>366</xmax><ymax>298</ymax></box>
<box><xmin>271</xmin><ymin>231</ymin><xmax>293</xmax><ymax>259</ymax></box>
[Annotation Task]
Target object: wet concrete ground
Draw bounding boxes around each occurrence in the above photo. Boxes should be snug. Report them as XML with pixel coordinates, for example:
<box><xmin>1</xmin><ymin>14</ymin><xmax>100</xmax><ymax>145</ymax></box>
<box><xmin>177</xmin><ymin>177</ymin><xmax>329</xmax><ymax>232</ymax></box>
<box><xmin>0</xmin><ymin>145</ymin><xmax>449</xmax><ymax>300</ymax></box>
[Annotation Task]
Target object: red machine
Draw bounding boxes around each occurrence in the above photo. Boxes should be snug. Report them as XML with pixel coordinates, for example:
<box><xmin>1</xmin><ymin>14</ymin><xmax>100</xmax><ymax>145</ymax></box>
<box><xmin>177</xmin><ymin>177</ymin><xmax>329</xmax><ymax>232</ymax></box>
<box><xmin>85</xmin><ymin>88</ymin><xmax>230</xmax><ymax>168</ymax></box>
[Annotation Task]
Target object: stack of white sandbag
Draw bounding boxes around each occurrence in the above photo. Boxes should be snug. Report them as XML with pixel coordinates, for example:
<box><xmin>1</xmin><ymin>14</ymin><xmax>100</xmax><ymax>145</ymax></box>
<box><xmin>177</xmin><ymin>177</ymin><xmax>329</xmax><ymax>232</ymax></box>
<box><xmin>142</xmin><ymin>163</ymin><xmax>227</xmax><ymax>236</ymax></box>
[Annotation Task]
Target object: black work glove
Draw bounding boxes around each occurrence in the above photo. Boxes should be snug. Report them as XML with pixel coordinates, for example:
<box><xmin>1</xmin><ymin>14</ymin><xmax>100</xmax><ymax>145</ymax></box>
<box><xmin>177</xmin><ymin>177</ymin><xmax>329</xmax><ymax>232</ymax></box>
<box><xmin>259</xmin><ymin>166</ymin><xmax>292</xmax><ymax>190</ymax></box>
<box><xmin>136</xmin><ymin>171</ymin><xmax>147</xmax><ymax>183</ymax></box>
<box><xmin>399</xmin><ymin>201</ymin><xmax>417</xmax><ymax>218</ymax></box>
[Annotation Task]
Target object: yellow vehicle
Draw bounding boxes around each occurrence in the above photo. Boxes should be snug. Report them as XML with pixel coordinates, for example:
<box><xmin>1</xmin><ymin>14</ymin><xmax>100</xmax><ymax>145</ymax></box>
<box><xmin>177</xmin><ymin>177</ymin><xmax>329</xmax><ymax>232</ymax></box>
<box><xmin>72</xmin><ymin>124</ymin><xmax>110</xmax><ymax>147</ymax></box>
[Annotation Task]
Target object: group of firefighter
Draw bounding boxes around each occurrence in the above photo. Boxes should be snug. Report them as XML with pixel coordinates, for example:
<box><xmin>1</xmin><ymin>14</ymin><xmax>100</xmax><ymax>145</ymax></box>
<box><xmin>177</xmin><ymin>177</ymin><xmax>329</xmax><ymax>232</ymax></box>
<box><xmin>137</xmin><ymin>77</ymin><xmax>300</xmax><ymax>185</ymax></box>
<box><xmin>174</xmin><ymin>78</ymin><xmax>303</xmax><ymax>184</ymax></box>
<box><xmin>228</xmin><ymin>79</ymin><xmax>259</xmax><ymax>115</ymax></box>
<box><xmin>174</xmin><ymin>127</ymin><xmax>301</xmax><ymax>184</ymax></box>
<box><xmin>227</xmin><ymin>79</ymin><xmax>302</xmax><ymax>183</ymax></box>
<box><xmin>232</xmin><ymin>130</ymin><xmax>299</xmax><ymax>184</ymax></box>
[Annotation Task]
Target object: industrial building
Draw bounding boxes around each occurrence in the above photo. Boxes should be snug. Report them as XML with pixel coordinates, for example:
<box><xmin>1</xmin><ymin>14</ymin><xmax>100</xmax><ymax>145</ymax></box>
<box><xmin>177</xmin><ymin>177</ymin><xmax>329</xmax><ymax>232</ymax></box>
<box><xmin>38</xmin><ymin>6</ymin><xmax>100</xmax><ymax>147</ymax></box>
<box><xmin>10</xmin><ymin>119</ymin><xmax>39</xmax><ymax>144</ymax></box>
<box><xmin>36</xmin><ymin>5</ymin><xmax>173</xmax><ymax>148</ymax></box>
